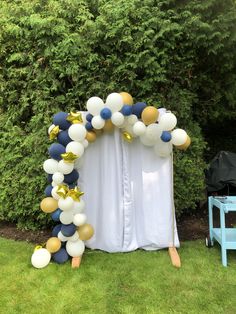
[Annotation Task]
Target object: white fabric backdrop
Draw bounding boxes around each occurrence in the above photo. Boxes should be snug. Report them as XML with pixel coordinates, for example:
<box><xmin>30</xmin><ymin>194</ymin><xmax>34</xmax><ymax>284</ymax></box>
<box><xmin>77</xmin><ymin>113</ymin><xmax>180</xmax><ymax>252</ymax></box>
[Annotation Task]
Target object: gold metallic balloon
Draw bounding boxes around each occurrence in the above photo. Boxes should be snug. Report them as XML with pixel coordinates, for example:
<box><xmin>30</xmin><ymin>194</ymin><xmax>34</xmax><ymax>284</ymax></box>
<box><xmin>49</xmin><ymin>125</ymin><xmax>60</xmax><ymax>140</ymax></box>
<box><xmin>46</xmin><ymin>237</ymin><xmax>61</xmax><ymax>253</ymax></box>
<box><xmin>56</xmin><ymin>184</ymin><xmax>69</xmax><ymax>199</ymax></box>
<box><xmin>78</xmin><ymin>224</ymin><xmax>94</xmax><ymax>241</ymax></box>
<box><xmin>66</xmin><ymin>111</ymin><xmax>83</xmax><ymax>124</ymax></box>
<box><xmin>176</xmin><ymin>135</ymin><xmax>191</xmax><ymax>150</ymax></box>
<box><xmin>67</xmin><ymin>187</ymin><xmax>84</xmax><ymax>202</ymax></box>
<box><xmin>103</xmin><ymin>120</ymin><xmax>114</xmax><ymax>132</ymax></box>
<box><xmin>40</xmin><ymin>197</ymin><xmax>58</xmax><ymax>213</ymax></box>
<box><xmin>122</xmin><ymin>131</ymin><xmax>133</xmax><ymax>143</ymax></box>
<box><xmin>61</xmin><ymin>152</ymin><xmax>78</xmax><ymax>163</ymax></box>
<box><xmin>86</xmin><ymin>131</ymin><xmax>97</xmax><ymax>143</ymax></box>
<box><xmin>141</xmin><ymin>106</ymin><xmax>159</xmax><ymax>125</ymax></box>
<box><xmin>94</xmin><ymin>129</ymin><xmax>103</xmax><ymax>136</ymax></box>
<box><xmin>120</xmin><ymin>92</ymin><xmax>133</xmax><ymax>105</ymax></box>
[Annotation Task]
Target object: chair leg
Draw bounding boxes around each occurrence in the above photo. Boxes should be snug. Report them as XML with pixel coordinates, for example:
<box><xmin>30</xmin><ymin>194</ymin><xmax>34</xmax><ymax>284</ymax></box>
<box><xmin>221</xmin><ymin>248</ymin><xmax>227</xmax><ymax>267</ymax></box>
<box><xmin>168</xmin><ymin>247</ymin><xmax>181</xmax><ymax>268</ymax></box>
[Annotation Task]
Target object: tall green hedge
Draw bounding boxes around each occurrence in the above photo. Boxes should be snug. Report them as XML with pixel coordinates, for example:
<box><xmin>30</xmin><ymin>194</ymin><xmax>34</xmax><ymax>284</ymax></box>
<box><xmin>0</xmin><ymin>0</ymin><xmax>236</xmax><ymax>229</ymax></box>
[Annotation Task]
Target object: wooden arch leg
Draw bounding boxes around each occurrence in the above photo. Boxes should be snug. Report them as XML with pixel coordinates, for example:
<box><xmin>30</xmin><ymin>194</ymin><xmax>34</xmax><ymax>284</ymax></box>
<box><xmin>168</xmin><ymin>247</ymin><xmax>181</xmax><ymax>268</ymax></box>
<box><xmin>71</xmin><ymin>255</ymin><xmax>82</xmax><ymax>268</ymax></box>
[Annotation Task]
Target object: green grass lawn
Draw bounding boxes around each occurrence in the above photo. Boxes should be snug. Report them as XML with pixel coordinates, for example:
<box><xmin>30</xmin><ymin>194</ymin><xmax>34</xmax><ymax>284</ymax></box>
<box><xmin>1</xmin><ymin>238</ymin><xmax>236</xmax><ymax>314</ymax></box>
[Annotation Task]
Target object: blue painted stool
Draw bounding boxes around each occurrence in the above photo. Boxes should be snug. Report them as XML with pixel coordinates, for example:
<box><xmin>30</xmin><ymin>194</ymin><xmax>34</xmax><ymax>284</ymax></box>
<box><xmin>207</xmin><ymin>196</ymin><xmax>236</xmax><ymax>266</ymax></box>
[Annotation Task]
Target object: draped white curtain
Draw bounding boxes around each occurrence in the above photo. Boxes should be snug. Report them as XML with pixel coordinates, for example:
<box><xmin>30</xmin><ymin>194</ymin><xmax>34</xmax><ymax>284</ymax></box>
<box><xmin>77</xmin><ymin>112</ymin><xmax>179</xmax><ymax>252</ymax></box>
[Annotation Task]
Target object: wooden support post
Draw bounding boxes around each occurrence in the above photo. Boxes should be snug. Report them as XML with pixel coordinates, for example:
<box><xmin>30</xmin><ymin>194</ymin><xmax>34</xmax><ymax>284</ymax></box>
<box><xmin>71</xmin><ymin>256</ymin><xmax>82</xmax><ymax>268</ymax></box>
<box><xmin>168</xmin><ymin>247</ymin><xmax>181</xmax><ymax>268</ymax></box>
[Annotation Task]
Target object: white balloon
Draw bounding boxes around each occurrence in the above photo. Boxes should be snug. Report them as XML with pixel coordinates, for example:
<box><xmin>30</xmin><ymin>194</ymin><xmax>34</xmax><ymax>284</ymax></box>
<box><xmin>43</xmin><ymin>159</ymin><xmax>58</xmax><ymax>174</ymax></box>
<box><xmin>74</xmin><ymin>156</ymin><xmax>84</xmax><ymax>169</ymax></box>
<box><xmin>140</xmin><ymin>134</ymin><xmax>157</xmax><ymax>146</ymax></box>
<box><xmin>72</xmin><ymin>199</ymin><xmax>85</xmax><ymax>214</ymax></box>
<box><xmin>111</xmin><ymin>112</ymin><xmax>125</xmax><ymax>126</ymax></box>
<box><xmin>51</xmin><ymin>186</ymin><xmax>61</xmax><ymax>200</ymax></box>
<box><xmin>146</xmin><ymin>123</ymin><xmax>162</xmax><ymax>141</ymax></box>
<box><xmin>58</xmin><ymin>197</ymin><xmax>74</xmax><ymax>211</ymax></box>
<box><xmin>31</xmin><ymin>248</ymin><xmax>51</xmax><ymax>269</ymax></box>
<box><xmin>66</xmin><ymin>240</ymin><xmax>85</xmax><ymax>257</ymax></box>
<box><xmin>73</xmin><ymin>213</ymin><xmax>87</xmax><ymax>226</ymax></box>
<box><xmin>60</xmin><ymin>210</ymin><xmax>74</xmax><ymax>224</ymax></box>
<box><xmin>58</xmin><ymin>160</ymin><xmax>74</xmax><ymax>175</ymax></box>
<box><xmin>83</xmin><ymin>139</ymin><xmax>89</xmax><ymax>148</ymax></box>
<box><xmin>68</xmin><ymin>124</ymin><xmax>86</xmax><ymax>142</ymax></box>
<box><xmin>52</xmin><ymin>172</ymin><xmax>64</xmax><ymax>184</ymax></box>
<box><xmin>123</xmin><ymin>123</ymin><xmax>136</xmax><ymax>137</ymax></box>
<box><xmin>154</xmin><ymin>141</ymin><xmax>172</xmax><ymax>157</ymax></box>
<box><xmin>51</xmin><ymin>181</ymin><xmax>57</xmax><ymax>187</ymax></box>
<box><xmin>67</xmin><ymin>231</ymin><xmax>79</xmax><ymax>242</ymax></box>
<box><xmin>66</xmin><ymin>141</ymin><xmax>84</xmax><ymax>157</ymax></box>
<box><xmin>106</xmin><ymin>93</ymin><xmax>124</xmax><ymax>113</ymax></box>
<box><xmin>86</xmin><ymin>96</ymin><xmax>105</xmax><ymax>116</ymax></box>
<box><xmin>159</xmin><ymin>112</ymin><xmax>177</xmax><ymax>131</ymax></box>
<box><xmin>58</xmin><ymin>231</ymin><xmax>68</xmax><ymax>242</ymax></box>
<box><xmin>127</xmin><ymin>114</ymin><xmax>138</xmax><ymax>125</ymax></box>
<box><xmin>48</xmin><ymin>124</ymin><xmax>56</xmax><ymax>135</ymax></box>
<box><xmin>91</xmin><ymin>116</ymin><xmax>105</xmax><ymax>129</ymax></box>
<box><xmin>133</xmin><ymin>121</ymin><xmax>146</xmax><ymax>136</ymax></box>
<box><xmin>171</xmin><ymin>129</ymin><xmax>188</xmax><ymax>146</ymax></box>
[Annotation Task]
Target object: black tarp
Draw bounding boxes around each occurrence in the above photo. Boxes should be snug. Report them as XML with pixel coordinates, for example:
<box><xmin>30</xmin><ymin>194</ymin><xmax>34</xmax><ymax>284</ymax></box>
<box><xmin>206</xmin><ymin>151</ymin><xmax>236</xmax><ymax>192</ymax></box>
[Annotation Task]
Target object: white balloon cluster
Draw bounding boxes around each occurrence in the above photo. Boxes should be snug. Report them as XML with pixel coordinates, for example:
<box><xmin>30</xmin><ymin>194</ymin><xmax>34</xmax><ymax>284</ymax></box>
<box><xmin>86</xmin><ymin>92</ymin><xmax>189</xmax><ymax>158</ymax></box>
<box><xmin>32</xmin><ymin>113</ymin><xmax>94</xmax><ymax>269</ymax></box>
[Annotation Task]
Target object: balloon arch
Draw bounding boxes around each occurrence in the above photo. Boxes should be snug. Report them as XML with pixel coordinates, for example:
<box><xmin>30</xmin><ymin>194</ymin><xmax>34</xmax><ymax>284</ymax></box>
<box><xmin>31</xmin><ymin>92</ymin><xmax>190</xmax><ymax>269</ymax></box>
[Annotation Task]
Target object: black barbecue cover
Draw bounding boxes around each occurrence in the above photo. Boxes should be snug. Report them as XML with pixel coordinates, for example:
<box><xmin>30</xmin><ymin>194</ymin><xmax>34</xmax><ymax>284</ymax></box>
<box><xmin>206</xmin><ymin>151</ymin><xmax>236</xmax><ymax>192</ymax></box>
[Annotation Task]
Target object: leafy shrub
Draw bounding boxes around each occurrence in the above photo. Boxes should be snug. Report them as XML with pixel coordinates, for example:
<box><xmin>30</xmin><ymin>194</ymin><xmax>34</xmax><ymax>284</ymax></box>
<box><xmin>0</xmin><ymin>0</ymin><xmax>235</xmax><ymax>229</ymax></box>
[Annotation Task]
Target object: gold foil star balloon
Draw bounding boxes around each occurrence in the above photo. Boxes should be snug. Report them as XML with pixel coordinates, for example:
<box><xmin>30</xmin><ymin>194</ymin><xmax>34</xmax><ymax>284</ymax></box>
<box><xmin>67</xmin><ymin>187</ymin><xmax>84</xmax><ymax>202</ymax></box>
<box><xmin>61</xmin><ymin>152</ymin><xmax>78</xmax><ymax>163</ymax></box>
<box><xmin>122</xmin><ymin>131</ymin><xmax>133</xmax><ymax>143</ymax></box>
<box><xmin>56</xmin><ymin>184</ymin><xmax>69</xmax><ymax>199</ymax></box>
<box><xmin>49</xmin><ymin>125</ymin><xmax>60</xmax><ymax>140</ymax></box>
<box><xmin>66</xmin><ymin>111</ymin><xmax>83</xmax><ymax>124</ymax></box>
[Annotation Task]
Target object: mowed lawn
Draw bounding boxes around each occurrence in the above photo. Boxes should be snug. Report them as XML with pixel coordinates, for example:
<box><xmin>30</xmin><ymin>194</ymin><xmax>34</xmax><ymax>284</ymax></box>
<box><xmin>0</xmin><ymin>238</ymin><xmax>236</xmax><ymax>314</ymax></box>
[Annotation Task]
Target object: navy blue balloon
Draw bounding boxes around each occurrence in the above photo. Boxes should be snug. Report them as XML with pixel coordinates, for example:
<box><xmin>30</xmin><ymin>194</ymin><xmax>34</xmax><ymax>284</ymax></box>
<box><xmin>51</xmin><ymin>209</ymin><xmax>62</xmax><ymax>222</ymax></box>
<box><xmin>69</xmin><ymin>183</ymin><xmax>77</xmax><ymax>189</ymax></box>
<box><xmin>57</xmin><ymin>130</ymin><xmax>71</xmax><ymax>146</ymax></box>
<box><xmin>86</xmin><ymin>113</ymin><xmax>93</xmax><ymax>122</ymax></box>
<box><xmin>85</xmin><ymin>122</ymin><xmax>93</xmax><ymax>131</ymax></box>
<box><xmin>161</xmin><ymin>131</ymin><xmax>172</xmax><ymax>142</ymax></box>
<box><xmin>52</xmin><ymin>248</ymin><xmax>69</xmax><ymax>264</ymax></box>
<box><xmin>121</xmin><ymin>105</ymin><xmax>132</xmax><ymax>116</ymax></box>
<box><xmin>51</xmin><ymin>224</ymin><xmax>62</xmax><ymax>237</ymax></box>
<box><xmin>44</xmin><ymin>185</ymin><xmax>53</xmax><ymax>197</ymax></box>
<box><xmin>64</xmin><ymin>169</ymin><xmax>79</xmax><ymax>184</ymax></box>
<box><xmin>47</xmin><ymin>174</ymin><xmax>53</xmax><ymax>183</ymax></box>
<box><xmin>100</xmin><ymin>108</ymin><xmax>112</xmax><ymax>120</ymax></box>
<box><xmin>132</xmin><ymin>102</ymin><xmax>147</xmax><ymax>118</ymax></box>
<box><xmin>53</xmin><ymin>112</ymin><xmax>71</xmax><ymax>130</ymax></box>
<box><xmin>61</xmin><ymin>223</ymin><xmax>76</xmax><ymax>237</ymax></box>
<box><xmin>48</xmin><ymin>143</ymin><xmax>66</xmax><ymax>160</ymax></box>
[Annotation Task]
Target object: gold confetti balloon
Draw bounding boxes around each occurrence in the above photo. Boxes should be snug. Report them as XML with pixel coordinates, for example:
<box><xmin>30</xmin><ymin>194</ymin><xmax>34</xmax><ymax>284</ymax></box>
<box><xmin>40</xmin><ymin>197</ymin><xmax>58</xmax><ymax>213</ymax></box>
<box><xmin>120</xmin><ymin>92</ymin><xmax>133</xmax><ymax>105</ymax></box>
<box><xmin>176</xmin><ymin>135</ymin><xmax>191</xmax><ymax>150</ymax></box>
<box><xmin>141</xmin><ymin>106</ymin><xmax>159</xmax><ymax>125</ymax></box>
<box><xmin>103</xmin><ymin>120</ymin><xmax>114</xmax><ymax>132</ymax></box>
<box><xmin>78</xmin><ymin>224</ymin><xmax>94</xmax><ymax>241</ymax></box>
<box><xmin>86</xmin><ymin>131</ymin><xmax>97</xmax><ymax>143</ymax></box>
<box><xmin>46</xmin><ymin>237</ymin><xmax>61</xmax><ymax>253</ymax></box>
